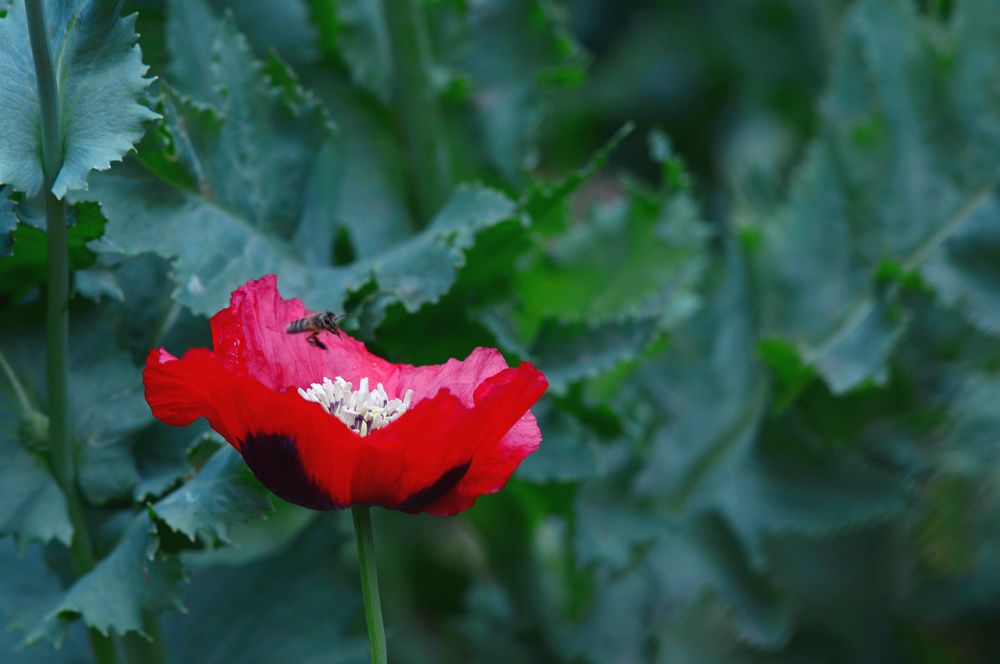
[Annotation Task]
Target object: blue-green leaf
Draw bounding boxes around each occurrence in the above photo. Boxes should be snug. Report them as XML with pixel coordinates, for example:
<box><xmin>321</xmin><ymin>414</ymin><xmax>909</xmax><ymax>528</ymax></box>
<box><xmin>51</xmin><ymin>514</ymin><xmax>185</xmax><ymax>639</ymax></box>
<box><xmin>89</xmin><ymin>2</ymin><xmax>515</xmax><ymax>320</ymax></box>
<box><xmin>753</xmin><ymin>0</ymin><xmax>1000</xmax><ymax>393</ymax></box>
<box><xmin>335</xmin><ymin>0</ymin><xmax>392</xmax><ymax>103</ymax></box>
<box><xmin>921</xmin><ymin>193</ymin><xmax>1000</xmax><ymax>334</ymax></box>
<box><xmin>0</xmin><ymin>0</ymin><xmax>158</xmax><ymax>197</ymax></box>
<box><xmin>0</xmin><ymin>186</ymin><xmax>14</xmax><ymax>256</ymax></box>
<box><xmin>150</xmin><ymin>445</ymin><xmax>271</xmax><ymax>547</ymax></box>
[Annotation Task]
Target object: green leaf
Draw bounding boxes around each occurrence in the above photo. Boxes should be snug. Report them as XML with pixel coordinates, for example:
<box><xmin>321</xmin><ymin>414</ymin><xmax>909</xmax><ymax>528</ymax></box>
<box><xmin>0</xmin><ymin>298</ymin><xmax>153</xmax><ymax>540</ymax></box>
<box><xmin>161</xmin><ymin>523</ymin><xmax>367</xmax><ymax>663</ymax></box>
<box><xmin>530</xmin><ymin>316</ymin><xmax>659</xmax><ymax>395</ymax></box>
<box><xmin>921</xmin><ymin>193</ymin><xmax>1000</xmax><ymax>334</ymax></box>
<box><xmin>23</xmin><ymin>445</ymin><xmax>271</xmax><ymax>641</ymax></box>
<box><xmin>208</xmin><ymin>0</ymin><xmax>319</xmax><ymax>66</ymax></box>
<box><xmin>0</xmin><ymin>186</ymin><xmax>14</xmax><ymax>256</ymax></box>
<box><xmin>303</xmin><ymin>101</ymin><xmax>413</xmax><ymax>262</ymax></box>
<box><xmin>0</xmin><ymin>324</ymin><xmax>71</xmax><ymax>549</ymax></box>
<box><xmin>0</xmin><ymin>429</ymin><xmax>72</xmax><ymax>548</ymax></box>
<box><xmin>307</xmin><ymin>0</ymin><xmax>341</xmax><ymax>58</ymax></box>
<box><xmin>0</xmin><ymin>202</ymin><xmax>105</xmax><ymax>302</ymax></box>
<box><xmin>0</xmin><ymin>539</ymin><xmax>89</xmax><ymax>659</ymax></box>
<box><xmin>568</xmin><ymin>506</ymin><xmax>793</xmax><ymax>658</ymax></box>
<box><xmin>521</xmin><ymin>122</ymin><xmax>634</xmax><ymax>238</ymax></box>
<box><xmin>515</xmin><ymin>398</ymin><xmax>600</xmax><ymax>483</ymax></box>
<box><xmin>437</xmin><ymin>0</ymin><xmax>591</xmax><ymax>183</ymax></box>
<box><xmin>0</xmin><ymin>0</ymin><xmax>158</xmax><ymax>197</ymax></box>
<box><xmin>150</xmin><ymin>445</ymin><xmax>272</xmax><ymax>548</ymax></box>
<box><xmin>704</xmin><ymin>435</ymin><xmax>908</xmax><ymax>571</ymax></box>
<box><xmin>50</xmin><ymin>513</ymin><xmax>185</xmax><ymax>639</ymax></box>
<box><xmin>90</xmin><ymin>3</ymin><xmax>515</xmax><ymax>320</ymax></box>
<box><xmin>630</xmin><ymin>246</ymin><xmax>765</xmax><ymax>510</ymax></box>
<box><xmin>161</xmin><ymin>0</ymin><xmax>334</xmax><ymax>235</ymax></box>
<box><xmin>516</xmin><ymin>170</ymin><xmax>707</xmax><ymax>338</ymax></box>
<box><xmin>131</xmin><ymin>424</ymin><xmax>209</xmax><ymax>503</ymax></box>
<box><xmin>752</xmin><ymin>0</ymin><xmax>1000</xmax><ymax>393</ymax></box>
<box><xmin>68</xmin><ymin>310</ymin><xmax>151</xmax><ymax>505</ymax></box>
<box><xmin>334</xmin><ymin>0</ymin><xmax>393</xmax><ymax>103</ymax></box>
<box><xmin>655</xmin><ymin>600</ymin><xmax>770</xmax><ymax>664</ymax></box>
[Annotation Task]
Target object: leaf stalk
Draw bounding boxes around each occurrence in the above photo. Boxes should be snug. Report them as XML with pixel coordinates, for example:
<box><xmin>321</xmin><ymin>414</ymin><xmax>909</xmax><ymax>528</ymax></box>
<box><xmin>25</xmin><ymin>2</ymin><xmax>118</xmax><ymax>662</ymax></box>
<box><xmin>385</xmin><ymin>0</ymin><xmax>452</xmax><ymax>224</ymax></box>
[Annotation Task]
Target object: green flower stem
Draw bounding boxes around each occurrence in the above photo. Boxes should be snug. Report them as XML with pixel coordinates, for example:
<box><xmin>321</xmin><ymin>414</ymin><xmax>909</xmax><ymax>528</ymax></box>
<box><xmin>385</xmin><ymin>0</ymin><xmax>452</xmax><ymax>224</ymax></box>
<box><xmin>26</xmin><ymin>2</ymin><xmax>117</xmax><ymax>663</ymax></box>
<box><xmin>352</xmin><ymin>507</ymin><xmax>388</xmax><ymax>664</ymax></box>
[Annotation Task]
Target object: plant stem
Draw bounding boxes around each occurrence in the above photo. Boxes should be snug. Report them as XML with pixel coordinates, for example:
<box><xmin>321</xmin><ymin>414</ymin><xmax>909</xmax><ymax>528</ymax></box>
<box><xmin>385</xmin><ymin>0</ymin><xmax>452</xmax><ymax>224</ymax></box>
<box><xmin>26</xmin><ymin>2</ymin><xmax>117</xmax><ymax>663</ymax></box>
<box><xmin>121</xmin><ymin>612</ymin><xmax>169</xmax><ymax>664</ymax></box>
<box><xmin>352</xmin><ymin>507</ymin><xmax>387</xmax><ymax>664</ymax></box>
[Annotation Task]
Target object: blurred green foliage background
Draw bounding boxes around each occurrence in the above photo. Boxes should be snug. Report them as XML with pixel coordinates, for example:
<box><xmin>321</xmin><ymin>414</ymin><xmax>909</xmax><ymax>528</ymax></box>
<box><xmin>3</xmin><ymin>0</ymin><xmax>1000</xmax><ymax>662</ymax></box>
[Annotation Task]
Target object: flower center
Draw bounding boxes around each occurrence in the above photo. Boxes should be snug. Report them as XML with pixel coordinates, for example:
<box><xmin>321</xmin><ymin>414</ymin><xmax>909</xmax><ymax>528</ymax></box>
<box><xmin>298</xmin><ymin>376</ymin><xmax>414</xmax><ymax>437</ymax></box>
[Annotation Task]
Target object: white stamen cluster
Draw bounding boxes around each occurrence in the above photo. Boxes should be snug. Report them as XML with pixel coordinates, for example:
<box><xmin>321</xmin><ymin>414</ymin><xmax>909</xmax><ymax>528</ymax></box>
<box><xmin>298</xmin><ymin>376</ymin><xmax>414</xmax><ymax>437</ymax></box>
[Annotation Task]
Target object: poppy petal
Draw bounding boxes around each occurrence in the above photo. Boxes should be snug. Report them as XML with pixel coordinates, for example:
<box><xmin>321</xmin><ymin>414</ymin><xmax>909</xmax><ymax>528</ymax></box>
<box><xmin>144</xmin><ymin>275</ymin><xmax>549</xmax><ymax>515</ymax></box>
<box><xmin>144</xmin><ymin>347</ymin><xmax>544</xmax><ymax>513</ymax></box>
<box><xmin>211</xmin><ymin>275</ymin><xmax>397</xmax><ymax>392</ymax></box>
<box><xmin>416</xmin><ymin>362</ymin><xmax>548</xmax><ymax>515</ymax></box>
<box><xmin>395</xmin><ymin>346</ymin><xmax>511</xmax><ymax>404</ymax></box>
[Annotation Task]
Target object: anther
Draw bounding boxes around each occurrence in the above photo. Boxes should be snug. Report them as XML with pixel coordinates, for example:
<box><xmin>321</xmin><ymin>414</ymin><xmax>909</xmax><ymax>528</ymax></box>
<box><xmin>299</xmin><ymin>376</ymin><xmax>415</xmax><ymax>437</ymax></box>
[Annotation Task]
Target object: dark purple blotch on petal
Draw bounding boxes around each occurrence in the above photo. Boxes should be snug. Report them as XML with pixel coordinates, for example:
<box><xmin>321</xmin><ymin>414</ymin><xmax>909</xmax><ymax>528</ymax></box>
<box><xmin>240</xmin><ymin>432</ymin><xmax>345</xmax><ymax>510</ymax></box>
<box><xmin>396</xmin><ymin>461</ymin><xmax>471</xmax><ymax>513</ymax></box>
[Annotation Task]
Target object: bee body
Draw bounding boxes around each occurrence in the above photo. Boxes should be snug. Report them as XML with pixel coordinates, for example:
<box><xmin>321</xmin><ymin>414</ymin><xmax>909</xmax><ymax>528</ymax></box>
<box><xmin>286</xmin><ymin>311</ymin><xmax>343</xmax><ymax>350</ymax></box>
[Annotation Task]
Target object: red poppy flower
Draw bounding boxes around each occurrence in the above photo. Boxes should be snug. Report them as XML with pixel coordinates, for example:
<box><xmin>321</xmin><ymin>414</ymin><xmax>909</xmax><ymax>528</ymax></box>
<box><xmin>143</xmin><ymin>276</ymin><xmax>547</xmax><ymax>515</ymax></box>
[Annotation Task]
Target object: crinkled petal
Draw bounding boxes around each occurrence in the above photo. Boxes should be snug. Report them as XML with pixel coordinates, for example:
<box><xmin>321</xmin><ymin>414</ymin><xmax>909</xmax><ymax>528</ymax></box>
<box><xmin>396</xmin><ymin>346</ymin><xmax>511</xmax><ymax>405</ymax></box>
<box><xmin>419</xmin><ymin>363</ymin><xmax>547</xmax><ymax>514</ymax></box>
<box><xmin>211</xmin><ymin>275</ymin><xmax>397</xmax><ymax>392</ymax></box>
<box><xmin>145</xmin><ymin>275</ymin><xmax>549</xmax><ymax>515</ymax></box>
<box><xmin>143</xmin><ymin>348</ymin><xmax>545</xmax><ymax>513</ymax></box>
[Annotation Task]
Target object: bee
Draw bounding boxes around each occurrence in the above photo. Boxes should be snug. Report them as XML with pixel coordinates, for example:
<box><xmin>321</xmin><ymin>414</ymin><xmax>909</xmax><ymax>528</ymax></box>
<box><xmin>286</xmin><ymin>311</ymin><xmax>344</xmax><ymax>350</ymax></box>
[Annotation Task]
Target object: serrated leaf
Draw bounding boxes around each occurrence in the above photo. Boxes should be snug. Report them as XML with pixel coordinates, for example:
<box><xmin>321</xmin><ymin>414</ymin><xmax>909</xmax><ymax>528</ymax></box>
<box><xmin>50</xmin><ymin>513</ymin><xmax>185</xmax><ymax>638</ymax></box>
<box><xmin>753</xmin><ymin>0</ymin><xmax>1000</xmax><ymax>393</ymax></box>
<box><xmin>150</xmin><ymin>445</ymin><xmax>271</xmax><ymax>547</ymax></box>
<box><xmin>208</xmin><ymin>0</ymin><xmax>319</xmax><ymax>66</ymax></box>
<box><xmin>89</xmin><ymin>3</ymin><xmax>515</xmax><ymax>320</ymax></box>
<box><xmin>0</xmin><ymin>539</ymin><xmax>88</xmax><ymax>659</ymax></box>
<box><xmin>0</xmin><ymin>329</ymin><xmax>72</xmax><ymax>549</ymax></box>
<box><xmin>629</xmin><ymin>246</ymin><xmax>906</xmax><ymax>572</ymax></box>
<box><xmin>23</xmin><ymin>446</ymin><xmax>271</xmax><ymax>641</ymax></box>
<box><xmin>70</xmin><ymin>312</ymin><xmax>151</xmax><ymax>505</ymax></box>
<box><xmin>705</xmin><ymin>439</ymin><xmax>907</xmax><ymax>571</ymax></box>
<box><xmin>921</xmin><ymin>192</ymin><xmax>1000</xmax><ymax>334</ymax></box>
<box><xmin>521</xmin><ymin>122</ymin><xmax>634</xmax><ymax>236</ymax></box>
<box><xmin>0</xmin><ymin>0</ymin><xmax>158</xmax><ymax>197</ymax></box>
<box><xmin>530</xmin><ymin>316</ymin><xmax>659</xmax><ymax>395</ymax></box>
<box><xmin>568</xmin><ymin>506</ymin><xmax>793</xmax><ymax>660</ymax></box>
<box><xmin>160</xmin><ymin>0</ymin><xmax>334</xmax><ymax>233</ymax></box>
<box><xmin>802</xmin><ymin>295</ymin><xmax>909</xmax><ymax>395</ymax></box>
<box><xmin>303</xmin><ymin>103</ymin><xmax>413</xmax><ymax>261</ymax></box>
<box><xmin>516</xmin><ymin>172</ymin><xmax>707</xmax><ymax>337</ymax></box>
<box><xmin>0</xmin><ymin>202</ymin><xmax>105</xmax><ymax>302</ymax></box>
<box><xmin>131</xmin><ymin>424</ymin><xmax>209</xmax><ymax>502</ymax></box>
<box><xmin>0</xmin><ymin>302</ymin><xmax>150</xmax><ymax>510</ymax></box>
<box><xmin>0</xmin><ymin>434</ymin><xmax>72</xmax><ymax>548</ymax></box>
